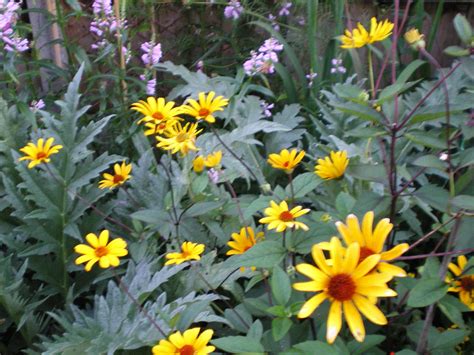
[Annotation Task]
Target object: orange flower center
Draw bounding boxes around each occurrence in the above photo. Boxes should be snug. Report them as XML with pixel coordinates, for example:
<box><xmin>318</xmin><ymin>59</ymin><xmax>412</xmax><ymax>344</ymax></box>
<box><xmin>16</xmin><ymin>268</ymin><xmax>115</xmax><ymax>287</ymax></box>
<box><xmin>179</xmin><ymin>345</ymin><xmax>195</xmax><ymax>355</ymax></box>
<box><xmin>198</xmin><ymin>108</ymin><xmax>210</xmax><ymax>117</ymax></box>
<box><xmin>36</xmin><ymin>151</ymin><xmax>47</xmax><ymax>159</ymax></box>
<box><xmin>158</xmin><ymin>122</ymin><xmax>166</xmax><ymax>130</ymax></box>
<box><xmin>283</xmin><ymin>161</ymin><xmax>290</xmax><ymax>168</ymax></box>
<box><xmin>328</xmin><ymin>273</ymin><xmax>356</xmax><ymax>301</ymax></box>
<box><xmin>152</xmin><ymin>112</ymin><xmax>164</xmax><ymax>120</ymax></box>
<box><xmin>176</xmin><ymin>132</ymin><xmax>189</xmax><ymax>143</ymax></box>
<box><xmin>359</xmin><ymin>247</ymin><xmax>375</xmax><ymax>263</ymax></box>
<box><xmin>461</xmin><ymin>276</ymin><xmax>474</xmax><ymax>292</ymax></box>
<box><xmin>113</xmin><ymin>174</ymin><xmax>124</xmax><ymax>184</ymax></box>
<box><xmin>279</xmin><ymin>211</ymin><xmax>294</xmax><ymax>222</ymax></box>
<box><xmin>95</xmin><ymin>246</ymin><xmax>108</xmax><ymax>257</ymax></box>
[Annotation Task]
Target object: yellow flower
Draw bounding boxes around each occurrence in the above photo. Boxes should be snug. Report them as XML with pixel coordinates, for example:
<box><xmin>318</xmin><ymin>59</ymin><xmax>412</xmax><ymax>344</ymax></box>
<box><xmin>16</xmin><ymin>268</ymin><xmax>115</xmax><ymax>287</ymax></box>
<box><xmin>98</xmin><ymin>161</ymin><xmax>132</xmax><ymax>189</ymax></box>
<box><xmin>267</xmin><ymin>148</ymin><xmax>305</xmax><ymax>174</ymax></box>
<box><xmin>334</xmin><ymin>212</ymin><xmax>409</xmax><ymax>277</ymax></box>
<box><xmin>143</xmin><ymin>119</ymin><xmax>177</xmax><ymax>136</ymax></box>
<box><xmin>446</xmin><ymin>255</ymin><xmax>474</xmax><ymax>310</ymax></box>
<box><xmin>204</xmin><ymin>150</ymin><xmax>222</xmax><ymax>168</ymax></box>
<box><xmin>74</xmin><ymin>230</ymin><xmax>128</xmax><ymax>272</ymax></box>
<box><xmin>293</xmin><ymin>238</ymin><xmax>397</xmax><ymax>343</ymax></box>
<box><xmin>259</xmin><ymin>200</ymin><xmax>310</xmax><ymax>232</ymax></box>
<box><xmin>152</xmin><ymin>327</ymin><xmax>215</xmax><ymax>355</ymax></box>
<box><xmin>340</xmin><ymin>17</ymin><xmax>394</xmax><ymax>49</ymax></box>
<box><xmin>165</xmin><ymin>241</ymin><xmax>205</xmax><ymax>265</ymax></box>
<box><xmin>131</xmin><ymin>97</ymin><xmax>182</xmax><ymax>125</ymax></box>
<box><xmin>156</xmin><ymin>122</ymin><xmax>203</xmax><ymax>155</ymax></box>
<box><xmin>180</xmin><ymin>91</ymin><xmax>229</xmax><ymax>123</ymax></box>
<box><xmin>193</xmin><ymin>155</ymin><xmax>205</xmax><ymax>173</ymax></box>
<box><xmin>19</xmin><ymin>137</ymin><xmax>63</xmax><ymax>169</ymax></box>
<box><xmin>404</xmin><ymin>28</ymin><xmax>425</xmax><ymax>50</ymax></box>
<box><xmin>314</xmin><ymin>150</ymin><xmax>349</xmax><ymax>180</ymax></box>
<box><xmin>227</xmin><ymin>227</ymin><xmax>264</xmax><ymax>272</ymax></box>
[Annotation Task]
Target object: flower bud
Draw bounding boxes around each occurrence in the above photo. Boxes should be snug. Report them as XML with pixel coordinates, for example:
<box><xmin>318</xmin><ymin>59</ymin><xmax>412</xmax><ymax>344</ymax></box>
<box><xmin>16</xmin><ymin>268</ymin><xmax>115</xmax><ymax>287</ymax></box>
<box><xmin>404</xmin><ymin>28</ymin><xmax>425</xmax><ymax>50</ymax></box>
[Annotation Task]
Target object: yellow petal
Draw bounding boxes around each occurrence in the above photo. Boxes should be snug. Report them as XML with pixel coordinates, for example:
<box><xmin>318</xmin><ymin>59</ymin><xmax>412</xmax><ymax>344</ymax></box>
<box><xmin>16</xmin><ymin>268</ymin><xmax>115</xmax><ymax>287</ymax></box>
<box><xmin>352</xmin><ymin>294</ymin><xmax>387</xmax><ymax>325</ymax></box>
<box><xmin>297</xmin><ymin>293</ymin><xmax>327</xmax><ymax>319</ymax></box>
<box><xmin>326</xmin><ymin>301</ymin><xmax>342</xmax><ymax>344</ymax></box>
<box><xmin>380</xmin><ymin>243</ymin><xmax>409</xmax><ymax>261</ymax></box>
<box><xmin>343</xmin><ymin>300</ymin><xmax>365</xmax><ymax>342</ymax></box>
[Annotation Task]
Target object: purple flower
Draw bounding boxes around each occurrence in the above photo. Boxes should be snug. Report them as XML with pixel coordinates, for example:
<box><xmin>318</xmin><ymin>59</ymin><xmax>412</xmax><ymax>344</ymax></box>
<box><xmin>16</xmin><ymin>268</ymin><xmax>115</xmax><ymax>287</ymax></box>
<box><xmin>90</xmin><ymin>0</ymin><xmax>127</xmax><ymax>51</ymax></box>
<box><xmin>29</xmin><ymin>99</ymin><xmax>45</xmax><ymax>113</ymax></box>
<box><xmin>196</xmin><ymin>60</ymin><xmax>204</xmax><ymax>72</ymax></box>
<box><xmin>267</xmin><ymin>14</ymin><xmax>280</xmax><ymax>31</ymax></box>
<box><xmin>306</xmin><ymin>72</ymin><xmax>318</xmax><ymax>87</ymax></box>
<box><xmin>0</xmin><ymin>0</ymin><xmax>29</xmax><ymax>53</ymax></box>
<box><xmin>243</xmin><ymin>38</ymin><xmax>283</xmax><ymax>76</ymax></box>
<box><xmin>260</xmin><ymin>101</ymin><xmax>274</xmax><ymax>117</ymax></box>
<box><xmin>259</xmin><ymin>38</ymin><xmax>283</xmax><ymax>53</ymax></box>
<box><xmin>207</xmin><ymin>168</ymin><xmax>220</xmax><ymax>183</ymax></box>
<box><xmin>330</xmin><ymin>58</ymin><xmax>346</xmax><ymax>74</ymax></box>
<box><xmin>278</xmin><ymin>2</ymin><xmax>292</xmax><ymax>17</ymax></box>
<box><xmin>224</xmin><ymin>0</ymin><xmax>243</xmax><ymax>20</ymax></box>
<box><xmin>139</xmin><ymin>74</ymin><xmax>156</xmax><ymax>95</ymax></box>
<box><xmin>141</xmin><ymin>41</ymin><xmax>162</xmax><ymax>66</ymax></box>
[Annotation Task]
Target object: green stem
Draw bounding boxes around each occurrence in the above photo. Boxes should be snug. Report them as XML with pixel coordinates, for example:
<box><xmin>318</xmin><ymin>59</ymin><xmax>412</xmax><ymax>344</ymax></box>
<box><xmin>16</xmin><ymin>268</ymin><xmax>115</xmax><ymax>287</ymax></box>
<box><xmin>368</xmin><ymin>48</ymin><xmax>375</xmax><ymax>99</ymax></box>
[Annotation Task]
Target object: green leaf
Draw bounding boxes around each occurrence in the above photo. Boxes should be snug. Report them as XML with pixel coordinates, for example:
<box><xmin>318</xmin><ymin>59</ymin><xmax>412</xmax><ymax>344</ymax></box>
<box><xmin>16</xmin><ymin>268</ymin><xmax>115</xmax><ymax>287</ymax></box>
<box><xmin>224</xmin><ymin>241</ymin><xmax>286</xmax><ymax>269</ymax></box>
<box><xmin>331</xmin><ymin>101</ymin><xmax>384</xmax><ymax>123</ymax></box>
<box><xmin>185</xmin><ymin>201</ymin><xmax>225</xmax><ymax>217</ymax></box>
<box><xmin>347</xmin><ymin>335</ymin><xmax>386</xmax><ymax>355</ymax></box>
<box><xmin>407</xmin><ymin>278</ymin><xmax>449</xmax><ymax>307</ymax></box>
<box><xmin>130</xmin><ymin>209</ymin><xmax>170</xmax><ymax>225</ymax></box>
<box><xmin>191</xmin><ymin>174</ymin><xmax>208</xmax><ymax>194</ymax></box>
<box><xmin>408</xmin><ymin>103</ymin><xmax>472</xmax><ymax>125</ymax></box>
<box><xmin>444</xmin><ymin>46</ymin><xmax>470</xmax><ymax>57</ymax></box>
<box><xmin>335</xmin><ymin>192</ymin><xmax>356</xmax><ymax>216</ymax></box>
<box><xmin>396</xmin><ymin>59</ymin><xmax>426</xmax><ymax>85</ymax></box>
<box><xmin>438</xmin><ymin>294</ymin><xmax>469</xmax><ymax>327</ymax></box>
<box><xmin>291</xmin><ymin>341</ymin><xmax>340</xmax><ymax>354</ymax></box>
<box><xmin>271</xmin><ymin>266</ymin><xmax>292</xmax><ymax>306</ymax></box>
<box><xmin>272</xmin><ymin>317</ymin><xmax>292</xmax><ymax>341</ymax></box>
<box><xmin>412</xmin><ymin>155</ymin><xmax>446</xmax><ymax>170</ymax></box>
<box><xmin>286</xmin><ymin>172</ymin><xmax>322</xmax><ymax>199</ymax></box>
<box><xmin>451</xmin><ymin>195</ymin><xmax>474</xmax><ymax>211</ymax></box>
<box><xmin>430</xmin><ymin>329</ymin><xmax>470</xmax><ymax>351</ymax></box>
<box><xmin>346</xmin><ymin>164</ymin><xmax>387</xmax><ymax>184</ymax></box>
<box><xmin>453</xmin><ymin>14</ymin><xmax>473</xmax><ymax>44</ymax></box>
<box><xmin>414</xmin><ymin>185</ymin><xmax>449</xmax><ymax>212</ymax></box>
<box><xmin>212</xmin><ymin>336</ymin><xmax>264</xmax><ymax>353</ymax></box>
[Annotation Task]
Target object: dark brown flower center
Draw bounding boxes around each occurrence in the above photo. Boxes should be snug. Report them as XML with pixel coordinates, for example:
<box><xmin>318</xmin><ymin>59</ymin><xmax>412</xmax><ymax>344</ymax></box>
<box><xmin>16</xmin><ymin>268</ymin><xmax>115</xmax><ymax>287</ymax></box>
<box><xmin>36</xmin><ymin>152</ymin><xmax>47</xmax><ymax>159</ymax></box>
<box><xmin>461</xmin><ymin>276</ymin><xmax>474</xmax><ymax>292</ymax></box>
<box><xmin>113</xmin><ymin>174</ymin><xmax>124</xmax><ymax>184</ymax></box>
<box><xmin>95</xmin><ymin>246</ymin><xmax>108</xmax><ymax>257</ymax></box>
<box><xmin>279</xmin><ymin>211</ymin><xmax>294</xmax><ymax>222</ymax></box>
<box><xmin>176</xmin><ymin>132</ymin><xmax>189</xmax><ymax>143</ymax></box>
<box><xmin>179</xmin><ymin>345</ymin><xmax>195</xmax><ymax>355</ymax></box>
<box><xmin>152</xmin><ymin>112</ymin><xmax>164</xmax><ymax>120</ymax></box>
<box><xmin>198</xmin><ymin>108</ymin><xmax>210</xmax><ymax>117</ymax></box>
<box><xmin>328</xmin><ymin>273</ymin><xmax>356</xmax><ymax>301</ymax></box>
<box><xmin>359</xmin><ymin>247</ymin><xmax>375</xmax><ymax>263</ymax></box>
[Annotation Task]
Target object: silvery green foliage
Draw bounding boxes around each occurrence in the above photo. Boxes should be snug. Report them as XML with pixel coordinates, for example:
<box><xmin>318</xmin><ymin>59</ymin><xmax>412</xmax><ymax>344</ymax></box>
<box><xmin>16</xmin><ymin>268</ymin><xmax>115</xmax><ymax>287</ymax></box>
<box><xmin>38</xmin><ymin>261</ymin><xmax>224</xmax><ymax>355</ymax></box>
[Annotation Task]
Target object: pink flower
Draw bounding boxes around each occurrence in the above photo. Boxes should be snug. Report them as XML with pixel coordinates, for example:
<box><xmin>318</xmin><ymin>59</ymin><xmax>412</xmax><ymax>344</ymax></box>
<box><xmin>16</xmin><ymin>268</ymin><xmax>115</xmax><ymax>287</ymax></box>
<box><xmin>224</xmin><ymin>0</ymin><xmax>243</xmax><ymax>20</ymax></box>
<box><xmin>141</xmin><ymin>41</ymin><xmax>162</xmax><ymax>66</ymax></box>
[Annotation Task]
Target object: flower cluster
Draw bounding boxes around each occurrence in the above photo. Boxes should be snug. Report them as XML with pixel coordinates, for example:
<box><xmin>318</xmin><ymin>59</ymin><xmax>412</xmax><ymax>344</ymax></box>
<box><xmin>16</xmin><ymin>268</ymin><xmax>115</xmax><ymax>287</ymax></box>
<box><xmin>29</xmin><ymin>99</ymin><xmax>45</xmax><ymax>113</ymax></box>
<box><xmin>0</xmin><ymin>0</ymin><xmax>28</xmax><ymax>53</ymax></box>
<box><xmin>243</xmin><ymin>38</ymin><xmax>284</xmax><ymax>76</ymax></box>
<box><xmin>278</xmin><ymin>2</ymin><xmax>292</xmax><ymax>17</ymax></box>
<box><xmin>90</xmin><ymin>0</ymin><xmax>128</xmax><ymax>51</ymax></box>
<box><xmin>330</xmin><ymin>58</ymin><xmax>346</xmax><ymax>74</ymax></box>
<box><xmin>131</xmin><ymin>92</ymin><xmax>229</xmax><ymax>156</ymax></box>
<box><xmin>306</xmin><ymin>72</ymin><xmax>318</xmax><ymax>87</ymax></box>
<box><xmin>140</xmin><ymin>41</ymin><xmax>162</xmax><ymax>66</ymax></box>
<box><xmin>223</xmin><ymin>0</ymin><xmax>243</xmax><ymax>20</ymax></box>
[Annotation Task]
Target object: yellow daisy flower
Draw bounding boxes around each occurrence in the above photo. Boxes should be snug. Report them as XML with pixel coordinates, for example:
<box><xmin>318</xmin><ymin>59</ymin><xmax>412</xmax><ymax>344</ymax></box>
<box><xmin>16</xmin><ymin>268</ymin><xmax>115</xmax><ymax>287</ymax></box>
<box><xmin>98</xmin><ymin>161</ymin><xmax>132</xmax><ymax>189</ymax></box>
<box><xmin>293</xmin><ymin>238</ymin><xmax>397</xmax><ymax>343</ymax></box>
<box><xmin>267</xmin><ymin>148</ymin><xmax>305</xmax><ymax>174</ymax></box>
<box><xmin>314</xmin><ymin>150</ymin><xmax>349</xmax><ymax>180</ymax></box>
<box><xmin>156</xmin><ymin>122</ymin><xmax>203</xmax><ymax>155</ymax></box>
<box><xmin>204</xmin><ymin>150</ymin><xmax>222</xmax><ymax>168</ymax></box>
<box><xmin>340</xmin><ymin>17</ymin><xmax>394</xmax><ymax>49</ymax></box>
<box><xmin>193</xmin><ymin>155</ymin><xmax>205</xmax><ymax>173</ymax></box>
<box><xmin>404</xmin><ymin>28</ymin><xmax>425</xmax><ymax>50</ymax></box>
<box><xmin>74</xmin><ymin>230</ymin><xmax>128</xmax><ymax>272</ymax></box>
<box><xmin>131</xmin><ymin>97</ymin><xmax>182</xmax><ymax>125</ymax></box>
<box><xmin>180</xmin><ymin>91</ymin><xmax>229</xmax><ymax>123</ymax></box>
<box><xmin>19</xmin><ymin>137</ymin><xmax>63</xmax><ymax>169</ymax></box>
<box><xmin>152</xmin><ymin>327</ymin><xmax>215</xmax><ymax>355</ymax></box>
<box><xmin>259</xmin><ymin>200</ymin><xmax>310</xmax><ymax>232</ymax></box>
<box><xmin>334</xmin><ymin>212</ymin><xmax>409</xmax><ymax>277</ymax></box>
<box><xmin>165</xmin><ymin>241</ymin><xmax>205</xmax><ymax>265</ymax></box>
<box><xmin>446</xmin><ymin>255</ymin><xmax>474</xmax><ymax>310</ymax></box>
<box><xmin>227</xmin><ymin>227</ymin><xmax>264</xmax><ymax>272</ymax></box>
<box><xmin>143</xmin><ymin>119</ymin><xmax>177</xmax><ymax>136</ymax></box>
